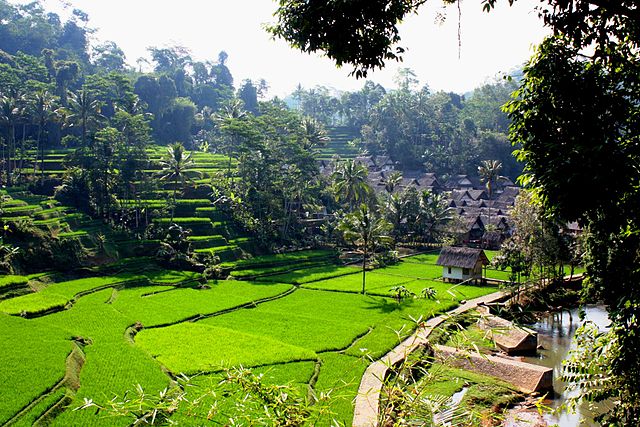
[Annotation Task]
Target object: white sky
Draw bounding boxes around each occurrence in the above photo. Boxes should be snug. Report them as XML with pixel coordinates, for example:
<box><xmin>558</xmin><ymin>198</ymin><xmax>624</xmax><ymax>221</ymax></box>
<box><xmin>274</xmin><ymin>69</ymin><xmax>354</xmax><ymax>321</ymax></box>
<box><xmin>30</xmin><ymin>0</ymin><xmax>549</xmax><ymax>97</ymax></box>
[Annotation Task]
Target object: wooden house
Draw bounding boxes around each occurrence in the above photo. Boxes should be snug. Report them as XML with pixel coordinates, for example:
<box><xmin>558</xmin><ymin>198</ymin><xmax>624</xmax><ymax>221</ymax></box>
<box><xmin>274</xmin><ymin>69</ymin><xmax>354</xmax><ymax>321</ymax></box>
<box><xmin>436</xmin><ymin>246</ymin><xmax>489</xmax><ymax>284</ymax></box>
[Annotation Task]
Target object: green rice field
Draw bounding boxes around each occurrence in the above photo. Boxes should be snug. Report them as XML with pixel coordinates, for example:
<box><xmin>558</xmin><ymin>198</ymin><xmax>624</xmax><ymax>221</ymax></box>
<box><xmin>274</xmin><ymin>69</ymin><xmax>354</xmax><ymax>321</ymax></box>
<box><xmin>0</xmin><ymin>251</ymin><xmax>499</xmax><ymax>426</ymax></box>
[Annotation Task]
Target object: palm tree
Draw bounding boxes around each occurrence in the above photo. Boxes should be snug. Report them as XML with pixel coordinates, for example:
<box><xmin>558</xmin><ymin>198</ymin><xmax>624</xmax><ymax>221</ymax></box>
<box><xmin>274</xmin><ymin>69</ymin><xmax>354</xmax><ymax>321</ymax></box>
<box><xmin>383</xmin><ymin>170</ymin><xmax>403</xmax><ymax>194</ymax></box>
<box><xmin>158</xmin><ymin>143</ymin><xmax>195</xmax><ymax>220</ymax></box>
<box><xmin>300</xmin><ymin>116</ymin><xmax>329</xmax><ymax>150</ymax></box>
<box><xmin>332</xmin><ymin>159</ymin><xmax>372</xmax><ymax>211</ymax></box>
<box><xmin>28</xmin><ymin>90</ymin><xmax>56</xmax><ymax>181</ymax></box>
<box><xmin>59</xmin><ymin>89</ymin><xmax>106</xmax><ymax>147</ymax></box>
<box><xmin>214</xmin><ymin>99</ymin><xmax>247</xmax><ymax>177</ymax></box>
<box><xmin>339</xmin><ymin>204</ymin><xmax>392</xmax><ymax>294</ymax></box>
<box><xmin>478</xmin><ymin>159</ymin><xmax>503</xmax><ymax>229</ymax></box>
<box><xmin>416</xmin><ymin>190</ymin><xmax>454</xmax><ymax>243</ymax></box>
<box><xmin>386</xmin><ymin>192</ymin><xmax>408</xmax><ymax>242</ymax></box>
<box><xmin>0</xmin><ymin>95</ymin><xmax>20</xmax><ymax>186</ymax></box>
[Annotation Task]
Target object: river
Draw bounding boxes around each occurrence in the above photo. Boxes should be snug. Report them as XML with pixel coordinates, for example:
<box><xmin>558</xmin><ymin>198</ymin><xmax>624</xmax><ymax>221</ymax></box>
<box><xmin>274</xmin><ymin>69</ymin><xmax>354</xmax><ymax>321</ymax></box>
<box><xmin>523</xmin><ymin>305</ymin><xmax>610</xmax><ymax>426</ymax></box>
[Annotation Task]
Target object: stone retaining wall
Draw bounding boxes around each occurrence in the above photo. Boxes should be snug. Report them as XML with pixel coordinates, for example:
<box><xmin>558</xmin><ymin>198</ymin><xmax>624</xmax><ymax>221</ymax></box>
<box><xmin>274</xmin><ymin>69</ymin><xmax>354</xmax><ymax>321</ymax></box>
<box><xmin>433</xmin><ymin>344</ymin><xmax>553</xmax><ymax>393</ymax></box>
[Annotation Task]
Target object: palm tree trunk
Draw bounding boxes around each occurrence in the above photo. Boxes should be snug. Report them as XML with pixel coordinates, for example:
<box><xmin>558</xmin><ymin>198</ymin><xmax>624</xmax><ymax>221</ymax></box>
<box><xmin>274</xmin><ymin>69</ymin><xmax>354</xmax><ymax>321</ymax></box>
<box><xmin>171</xmin><ymin>177</ymin><xmax>177</xmax><ymax>221</ymax></box>
<box><xmin>361</xmin><ymin>244</ymin><xmax>367</xmax><ymax>295</ymax></box>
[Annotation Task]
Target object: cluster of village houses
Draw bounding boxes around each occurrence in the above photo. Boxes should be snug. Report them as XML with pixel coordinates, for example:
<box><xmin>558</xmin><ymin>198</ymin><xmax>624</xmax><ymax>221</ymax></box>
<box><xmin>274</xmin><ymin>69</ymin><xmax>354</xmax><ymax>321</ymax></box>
<box><xmin>319</xmin><ymin>155</ymin><xmax>520</xmax><ymax>248</ymax></box>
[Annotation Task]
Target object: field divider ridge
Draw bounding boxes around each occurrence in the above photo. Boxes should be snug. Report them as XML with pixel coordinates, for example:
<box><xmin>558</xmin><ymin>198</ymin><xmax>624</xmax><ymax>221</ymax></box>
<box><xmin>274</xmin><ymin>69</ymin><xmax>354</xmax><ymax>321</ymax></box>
<box><xmin>127</xmin><ymin>285</ymin><xmax>299</xmax><ymax>334</ymax></box>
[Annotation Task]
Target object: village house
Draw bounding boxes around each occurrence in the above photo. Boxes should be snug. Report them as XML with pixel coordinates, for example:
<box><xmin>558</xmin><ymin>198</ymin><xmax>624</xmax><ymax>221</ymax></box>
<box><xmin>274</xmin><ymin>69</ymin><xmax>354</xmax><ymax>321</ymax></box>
<box><xmin>436</xmin><ymin>246</ymin><xmax>489</xmax><ymax>284</ymax></box>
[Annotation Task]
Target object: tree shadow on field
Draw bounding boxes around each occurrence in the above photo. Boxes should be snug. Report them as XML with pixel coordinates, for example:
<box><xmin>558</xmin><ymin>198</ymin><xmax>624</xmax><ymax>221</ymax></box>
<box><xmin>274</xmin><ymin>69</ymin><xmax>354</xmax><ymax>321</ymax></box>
<box><xmin>362</xmin><ymin>295</ymin><xmax>413</xmax><ymax>314</ymax></box>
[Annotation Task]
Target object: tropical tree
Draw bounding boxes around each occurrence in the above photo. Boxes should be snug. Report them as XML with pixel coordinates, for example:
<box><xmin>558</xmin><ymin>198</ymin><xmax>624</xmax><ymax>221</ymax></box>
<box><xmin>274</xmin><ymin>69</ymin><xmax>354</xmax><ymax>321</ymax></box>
<box><xmin>415</xmin><ymin>190</ymin><xmax>453</xmax><ymax>243</ymax></box>
<box><xmin>338</xmin><ymin>204</ymin><xmax>392</xmax><ymax>294</ymax></box>
<box><xmin>332</xmin><ymin>159</ymin><xmax>372</xmax><ymax>210</ymax></box>
<box><xmin>158</xmin><ymin>143</ymin><xmax>195</xmax><ymax>220</ymax></box>
<box><xmin>478</xmin><ymin>159</ymin><xmax>502</xmax><ymax>230</ymax></box>
<box><xmin>386</xmin><ymin>192</ymin><xmax>408</xmax><ymax>242</ymax></box>
<box><xmin>384</xmin><ymin>170</ymin><xmax>402</xmax><ymax>194</ymax></box>
<box><xmin>300</xmin><ymin>116</ymin><xmax>329</xmax><ymax>151</ymax></box>
<box><xmin>59</xmin><ymin>89</ymin><xmax>106</xmax><ymax>147</ymax></box>
<box><xmin>214</xmin><ymin>98</ymin><xmax>247</xmax><ymax>177</ymax></box>
<box><xmin>478</xmin><ymin>160</ymin><xmax>502</xmax><ymax>200</ymax></box>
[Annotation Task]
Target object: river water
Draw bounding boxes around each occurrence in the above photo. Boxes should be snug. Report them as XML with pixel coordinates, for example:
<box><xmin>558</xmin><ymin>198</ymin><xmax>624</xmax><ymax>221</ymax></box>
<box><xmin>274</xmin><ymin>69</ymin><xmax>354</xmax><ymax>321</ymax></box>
<box><xmin>523</xmin><ymin>305</ymin><xmax>610</xmax><ymax>426</ymax></box>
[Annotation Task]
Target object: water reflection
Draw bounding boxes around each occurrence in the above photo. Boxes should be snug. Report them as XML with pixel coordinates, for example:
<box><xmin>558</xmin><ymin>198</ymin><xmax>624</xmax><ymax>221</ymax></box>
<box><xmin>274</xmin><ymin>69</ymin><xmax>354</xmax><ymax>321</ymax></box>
<box><xmin>523</xmin><ymin>305</ymin><xmax>609</xmax><ymax>426</ymax></box>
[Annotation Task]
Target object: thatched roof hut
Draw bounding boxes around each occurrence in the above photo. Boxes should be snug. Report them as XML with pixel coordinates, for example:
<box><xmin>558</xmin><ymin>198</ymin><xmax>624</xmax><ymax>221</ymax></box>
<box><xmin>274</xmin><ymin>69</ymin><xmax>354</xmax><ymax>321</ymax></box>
<box><xmin>436</xmin><ymin>247</ymin><xmax>489</xmax><ymax>269</ymax></box>
<box><xmin>436</xmin><ymin>247</ymin><xmax>489</xmax><ymax>283</ymax></box>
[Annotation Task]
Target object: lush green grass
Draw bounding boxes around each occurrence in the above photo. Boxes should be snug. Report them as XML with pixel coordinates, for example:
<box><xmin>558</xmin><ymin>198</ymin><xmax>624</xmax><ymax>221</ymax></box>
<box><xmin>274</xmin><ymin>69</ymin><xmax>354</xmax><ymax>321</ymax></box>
<box><xmin>302</xmin><ymin>270</ymin><xmax>416</xmax><ymax>294</ymax></box>
<box><xmin>401</xmin><ymin>252</ymin><xmax>440</xmax><ymax>264</ymax></box>
<box><xmin>186</xmin><ymin>234</ymin><xmax>227</xmax><ymax>248</ymax></box>
<box><xmin>2</xmin><ymin>204</ymin><xmax>42</xmax><ymax>216</ymax></box>
<box><xmin>0</xmin><ymin>292</ymin><xmax>70</xmax><ymax>315</ymax></box>
<box><xmin>35</xmin><ymin>290</ymin><xmax>170</xmax><ymax>427</ymax></box>
<box><xmin>315</xmin><ymin>353</ymin><xmax>369</xmax><ymax>425</ymax></box>
<box><xmin>0</xmin><ymin>313</ymin><xmax>71</xmax><ymax>425</ymax></box>
<box><xmin>11</xmin><ymin>387</ymin><xmax>67</xmax><ymax>427</ymax></box>
<box><xmin>0</xmin><ymin>274</ymin><xmax>28</xmax><ymax>289</ymax></box>
<box><xmin>200</xmin><ymin>287</ymin><xmax>471</xmax><ymax>360</ymax></box>
<box><xmin>112</xmin><ymin>280</ymin><xmax>293</xmax><ymax>326</ymax></box>
<box><xmin>153</xmin><ymin>217</ymin><xmax>212</xmax><ymax>224</ymax></box>
<box><xmin>202</xmin><ymin>303</ymin><xmax>371</xmax><ymax>353</ymax></box>
<box><xmin>0</xmin><ymin>237</ymin><xmax>504</xmax><ymax>425</ymax></box>
<box><xmin>252</xmin><ymin>360</ymin><xmax>317</xmax><ymax>387</ymax></box>
<box><xmin>253</xmin><ymin>264</ymin><xmax>361</xmax><ymax>283</ymax></box>
<box><xmin>226</xmin><ymin>249</ymin><xmax>337</xmax><ymax>269</ymax></box>
<box><xmin>136</xmin><ymin>323</ymin><xmax>317</xmax><ymax>374</ymax></box>
<box><xmin>445</xmin><ymin>323</ymin><xmax>497</xmax><ymax>353</ymax></box>
<box><xmin>2</xmin><ymin>199</ymin><xmax>27</xmax><ymax>207</ymax></box>
<box><xmin>371</xmin><ymin>261</ymin><xmax>443</xmax><ymax>280</ymax></box>
<box><xmin>143</xmin><ymin>269</ymin><xmax>202</xmax><ymax>284</ymax></box>
<box><xmin>0</xmin><ymin>275</ymin><xmax>144</xmax><ymax>316</ymax></box>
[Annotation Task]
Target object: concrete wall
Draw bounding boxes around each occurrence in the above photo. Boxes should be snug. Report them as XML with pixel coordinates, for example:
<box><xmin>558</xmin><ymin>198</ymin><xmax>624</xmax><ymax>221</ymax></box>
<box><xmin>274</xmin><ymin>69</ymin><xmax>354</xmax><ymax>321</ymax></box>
<box><xmin>443</xmin><ymin>266</ymin><xmax>467</xmax><ymax>281</ymax></box>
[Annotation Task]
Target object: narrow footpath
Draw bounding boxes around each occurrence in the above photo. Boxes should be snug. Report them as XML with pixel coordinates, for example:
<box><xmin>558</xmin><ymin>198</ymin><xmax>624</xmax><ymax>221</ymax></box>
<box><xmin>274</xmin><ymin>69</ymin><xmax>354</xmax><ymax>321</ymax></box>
<box><xmin>352</xmin><ymin>290</ymin><xmax>507</xmax><ymax>427</ymax></box>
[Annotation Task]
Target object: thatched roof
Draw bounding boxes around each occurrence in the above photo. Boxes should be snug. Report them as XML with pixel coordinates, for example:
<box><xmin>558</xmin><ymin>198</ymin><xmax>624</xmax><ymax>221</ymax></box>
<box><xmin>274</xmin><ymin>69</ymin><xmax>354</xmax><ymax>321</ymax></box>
<box><xmin>436</xmin><ymin>247</ymin><xmax>489</xmax><ymax>269</ymax></box>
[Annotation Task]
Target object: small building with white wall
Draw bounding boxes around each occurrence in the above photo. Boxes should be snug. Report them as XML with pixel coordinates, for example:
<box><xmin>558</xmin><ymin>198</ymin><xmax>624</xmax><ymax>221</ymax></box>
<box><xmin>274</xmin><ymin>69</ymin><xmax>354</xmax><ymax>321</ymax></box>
<box><xmin>436</xmin><ymin>246</ymin><xmax>489</xmax><ymax>284</ymax></box>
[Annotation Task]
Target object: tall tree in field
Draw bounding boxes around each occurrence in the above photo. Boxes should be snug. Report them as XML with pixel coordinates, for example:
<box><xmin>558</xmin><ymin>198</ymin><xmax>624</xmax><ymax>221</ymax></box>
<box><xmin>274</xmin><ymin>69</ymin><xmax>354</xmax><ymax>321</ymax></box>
<box><xmin>339</xmin><ymin>204</ymin><xmax>392</xmax><ymax>294</ymax></box>
<box><xmin>332</xmin><ymin>159</ymin><xmax>372</xmax><ymax>211</ymax></box>
<box><xmin>159</xmin><ymin>143</ymin><xmax>195</xmax><ymax>220</ymax></box>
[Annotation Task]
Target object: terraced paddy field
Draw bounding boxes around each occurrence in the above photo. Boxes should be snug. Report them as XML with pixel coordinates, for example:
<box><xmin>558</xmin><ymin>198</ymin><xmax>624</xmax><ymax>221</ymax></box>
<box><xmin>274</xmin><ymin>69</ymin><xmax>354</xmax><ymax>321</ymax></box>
<box><xmin>3</xmin><ymin>145</ymin><xmax>253</xmax><ymax>264</ymax></box>
<box><xmin>0</xmin><ymin>251</ymin><xmax>499</xmax><ymax>426</ymax></box>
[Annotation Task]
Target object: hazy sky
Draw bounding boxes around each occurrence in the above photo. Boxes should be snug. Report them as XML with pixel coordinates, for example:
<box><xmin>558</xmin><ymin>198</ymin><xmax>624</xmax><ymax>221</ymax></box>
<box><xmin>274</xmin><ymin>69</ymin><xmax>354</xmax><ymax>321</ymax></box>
<box><xmin>34</xmin><ymin>0</ymin><xmax>549</xmax><ymax>97</ymax></box>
